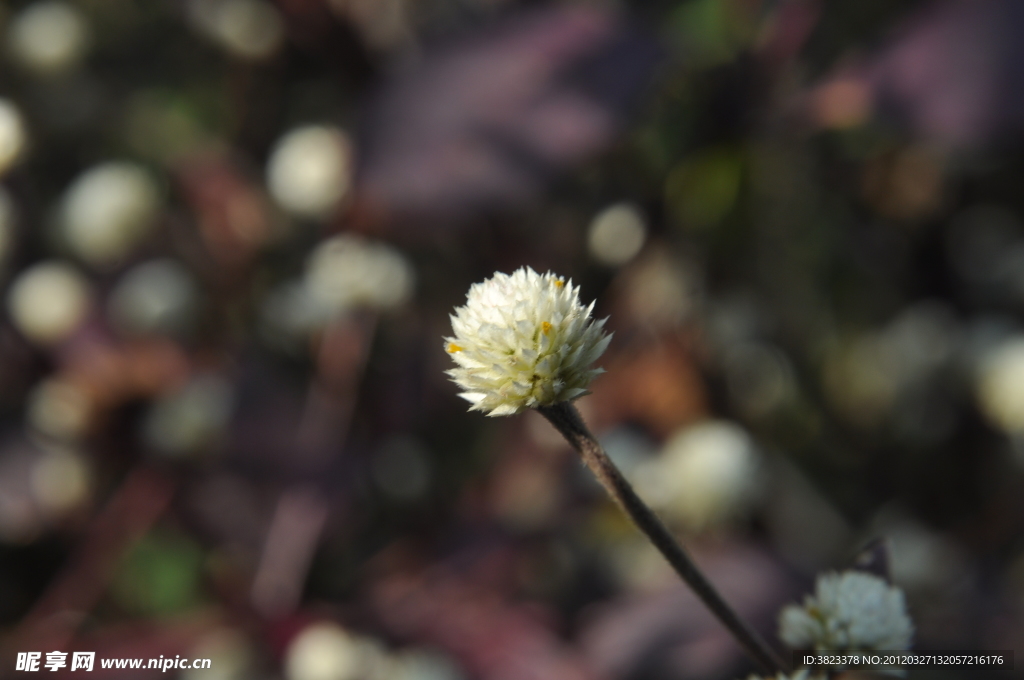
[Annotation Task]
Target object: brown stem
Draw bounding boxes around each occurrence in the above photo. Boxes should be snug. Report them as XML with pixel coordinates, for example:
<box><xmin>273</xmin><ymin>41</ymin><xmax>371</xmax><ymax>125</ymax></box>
<box><xmin>539</xmin><ymin>402</ymin><xmax>787</xmax><ymax>676</ymax></box>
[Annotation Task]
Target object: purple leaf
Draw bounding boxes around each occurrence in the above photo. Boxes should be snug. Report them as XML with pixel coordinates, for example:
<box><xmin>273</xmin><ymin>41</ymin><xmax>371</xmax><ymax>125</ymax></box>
<box><xmin>355</xmin><ymin>6</ymin><xmax>661</xmax><ymax>223</ymax></box>
<box><xmin>813</xmin><ymin>0</ymin><xmax>1024</xmax><ymax>147</ymax></box>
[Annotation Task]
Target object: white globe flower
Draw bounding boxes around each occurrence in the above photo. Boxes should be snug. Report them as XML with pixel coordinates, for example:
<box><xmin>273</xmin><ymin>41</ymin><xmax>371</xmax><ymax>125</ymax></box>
<box><xmin>445</xmin><ymin>267</ymin><xmax>611</xmax><ymax>417</ymax></box>
<box><xmin>778</xmin><ymin>570</ymin><xmax>914</xmax><ymax>652</ymax></box>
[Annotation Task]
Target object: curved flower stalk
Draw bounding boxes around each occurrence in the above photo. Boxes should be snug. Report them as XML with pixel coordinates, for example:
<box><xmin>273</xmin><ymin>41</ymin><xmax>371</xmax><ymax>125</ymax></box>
<box><xmin>445</xmin><ymin>268</ymin><xmax>786</xmax><ymax>676</ymax></box>
<box><xmin>779</xmin><ymin>570</ymin><xmax>914</xmax><ymax>652</ymax></box>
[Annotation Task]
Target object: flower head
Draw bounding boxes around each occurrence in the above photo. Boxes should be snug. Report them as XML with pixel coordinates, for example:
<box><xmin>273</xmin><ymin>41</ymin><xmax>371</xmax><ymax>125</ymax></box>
<box><xmin>445</xmin><ymin>267</ymin><xmax>611</xmax><ymax>416</ymax></box>
<box><xmin>779</xmin><ymin>570</ymin><xmax>914</xmax><ymax>652</ymax></box>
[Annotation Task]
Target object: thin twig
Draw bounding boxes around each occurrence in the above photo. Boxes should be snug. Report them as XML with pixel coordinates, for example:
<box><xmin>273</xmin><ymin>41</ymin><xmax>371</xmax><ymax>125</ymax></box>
<box><xmin>251</xmin><ymin>312</ymin><xmax>377</xmax><ymax>616</ymax></box>
<box><xmin>539</xmin><ymin>402</ymin><xmax>787</xmax><ymax>676</ymax></box>
<box><xmin>10</xmin><ymin>466</ymin><xmax>177</xmax><ymax>654</ymax></box>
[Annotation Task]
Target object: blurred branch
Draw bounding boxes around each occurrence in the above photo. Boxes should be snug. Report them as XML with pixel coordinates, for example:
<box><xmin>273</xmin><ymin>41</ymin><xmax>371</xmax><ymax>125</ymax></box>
<box><xmin>250</xmin><ymin>485</ymin><xmax>330</xmax><ymax>617</ymax></box>
<box><xmin>10</xmin><ymin>467</ymin><xmax>177</xmax><ymax>652</ymax></box>
<box><xmin>250</xmin><ymin>313</ymin><xmax>377</xmax><ymax>617</ymax></box>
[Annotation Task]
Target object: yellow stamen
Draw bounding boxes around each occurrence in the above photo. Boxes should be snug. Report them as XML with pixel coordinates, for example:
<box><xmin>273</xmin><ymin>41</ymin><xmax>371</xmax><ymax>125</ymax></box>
<box><xmin>541</xmin><ymin>321</ymin><xmax>552</xmax><ymax>334</ymax></box>
<box><xmin>447</xmin><ymin>343</ymin><xmax>463</xmax><ymax>353</ymax></box>
<box><xmin>554</xmin><ymin>280</ymin><xmax>564</xmax><ymax>288</ymax></box>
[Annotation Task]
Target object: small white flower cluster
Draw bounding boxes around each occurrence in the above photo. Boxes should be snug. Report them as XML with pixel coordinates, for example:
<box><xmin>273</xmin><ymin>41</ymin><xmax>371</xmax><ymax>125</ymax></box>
<box><xmin>779</xmin><ymin>570</ymin><xmax>914</xmax><ymax>652</ymax></box>
<box><xmin>445</xmin><ymin>267</ymin><xmax>611</xmax><ymax>416</ymax></box>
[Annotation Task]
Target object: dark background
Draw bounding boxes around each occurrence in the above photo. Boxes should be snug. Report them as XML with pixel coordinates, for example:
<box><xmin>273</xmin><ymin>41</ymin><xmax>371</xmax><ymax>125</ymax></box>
<box><xmin>0</xmin><ymin>1</ymin><xmax>1021</xmax><ymax>678</ymax></box>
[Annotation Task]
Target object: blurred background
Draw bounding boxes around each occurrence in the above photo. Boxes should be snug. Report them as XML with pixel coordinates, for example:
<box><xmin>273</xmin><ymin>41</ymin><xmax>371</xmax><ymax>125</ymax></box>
<box><xmin>0</xmin><ymin>0</ymin><xmax>1022</xmax><ymax>678</ymax></box>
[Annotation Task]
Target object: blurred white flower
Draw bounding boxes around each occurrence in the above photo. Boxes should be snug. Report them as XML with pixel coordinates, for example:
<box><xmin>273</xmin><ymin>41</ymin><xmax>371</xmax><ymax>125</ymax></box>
<box><xmin>871</xmin><ymin>511</ymin><xmax>967</xmax><ymax>591</ymax></box>
<box><xmin>327</xmin><ymin>0</ymin><xmax>412</xmax><ymax>51</ymax></box>
<box><xmin>182</xmin><ymin>628</ymin><xmax>252</xmax><ymax>680</ymax></box>
<box><xmin>619</xmin><ymin>247</ymin><xmax>697</xmax><ymax>327</ymax></box>
<box><xmin>143</xmin><ymin>376</ymin><xmax>234</xmax><ymax>457</ymax></box>
<box><xmin>976</xmin><ymin>336</ymin><xmax>1024</xmax><ymax>435</ymax></box>
<box><xmin>60</xmin><ymin>162</ymin><xmax>162</xmax><ymax>267</ymax></box>
<box><xmin>388</xmin><ymin>648</ymin><xmax>464</xmax><ymax>680</ymax></box>
<box><xmin>267</xmin><ymin>125</ymin><xmax>352</xmax><ymax>219</ymax></box>
<box><xmin>108</xmin><ymin>259</ymin><xmax>199</xmax><ymax>336</ymax></box>
<box><xmin>285</xmin><ymin>623</ymin><xmax>390</xmax><ymax>680</ymax></box>
<box><xmin>587</xmin><ymin>202</ymin><xmax>646</xmax><ymax>266</ymax></box>
<box><xmin>7</xmin><ymin>1</ymin><xmax>90</xmax><ymax>75</ymax></box>
<box><xmin>0</xmin><ymin>99</ymin><xmax>28</xmax><ymax>176</ymax></box>
<box><xmin>304</xmin><ymin>234</ymin><xmax>415</xmax><ymax>314</ymax></box>
<box><xmin>259</xmin><ymin>279</ymin><xmax>325</xmax><ymax>348</ymax></box>
<box><xmin>445</xmin><ymin>267</ymin><xmax>611</xmax><ymax>416</ymax></box>
<box><xmin>27</xmin><ymin>378</ymin><xmax>92</xmax><ymax>441</ymax></box>
<box><xmin>186</xmin><ymin>0</ymin><xmax>285</xmax><ymax>61</ymax></box>
<box><xmin>261</xmin><ymin>235</ymin><xmax>415</xmax><ymax>347</ymax></box>
<box><xmin>285</xmin><ymin>623</ymin><xmax>360</xmax><ymax>680</ymax></box>
<box><xmin>633</xmin><ymin>420</ymin><xmax>760</xmax><ymax>531</ymax></box>
<box><xmin>778</xmin><ymin>570</ymin><xmax>914</xmax><ymax>652</ymax></box>
<box><xmin>6</xmin><ymin>260</ymin><xmax>91</xmax><ymax>345</ymax></box>
<box><xmin>0</xmin><ymin>440</ymin><xmax>92</xmax><ymax>541</ymax></box>
<box><xmin>824</xmin><ymin>302</ymin><xmax>959</xmax><ymax>429</ymax></box>
<box><xmin>31</xmin><ymin>447</ymin><xmax>90</xmax><ymax>515</ymax></box>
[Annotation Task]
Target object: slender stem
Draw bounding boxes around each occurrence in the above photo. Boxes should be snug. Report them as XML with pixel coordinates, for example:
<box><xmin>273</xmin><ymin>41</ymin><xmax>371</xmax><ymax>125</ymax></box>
<box><xmin>539</xmin><ymin>402</ymin><xmax>787</xmax><ymax>676</ymax></box>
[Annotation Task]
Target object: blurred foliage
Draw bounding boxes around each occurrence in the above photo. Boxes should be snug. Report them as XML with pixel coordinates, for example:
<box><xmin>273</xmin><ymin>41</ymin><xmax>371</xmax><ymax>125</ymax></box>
<box><xmin>111</xmin><ymin>528</ymin><xmax>205</xmax><ymax>616</ymax></box>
